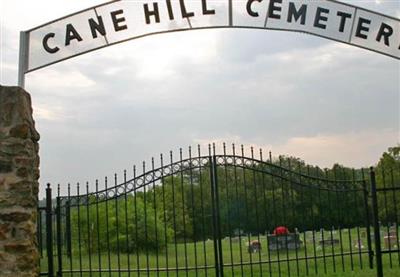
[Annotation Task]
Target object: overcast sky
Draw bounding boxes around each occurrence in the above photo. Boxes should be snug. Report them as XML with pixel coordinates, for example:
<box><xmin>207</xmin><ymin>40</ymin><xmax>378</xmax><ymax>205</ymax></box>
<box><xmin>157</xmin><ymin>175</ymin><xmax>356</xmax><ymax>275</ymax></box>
<box><xmin>1</xmin><ymin>0</ymin><xmax>399</xmax><ymax>198</ymax></box>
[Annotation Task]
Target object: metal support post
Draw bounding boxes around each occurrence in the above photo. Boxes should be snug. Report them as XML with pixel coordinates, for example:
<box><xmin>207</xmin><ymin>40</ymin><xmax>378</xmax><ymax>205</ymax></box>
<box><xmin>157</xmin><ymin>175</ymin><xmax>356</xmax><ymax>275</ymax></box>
<box><xmin>56</xmin><ymin>196</ymin><xmax>63</xmax><ymax>276</ymax></box>
<box><xmin>46</xmin><ymin>184</ymin><xmax>54</xmax><ymax>277</ymax></box>
<box><xmin>18</xmin><ymin>31</ymin><xmax>28</xmax><ymax>88</ymax></box>
<box><xmin>362</xmin><ymin>180</ymin><xmax>374</xmax><ymax>269</ymax></box>
<box><xmin>370</xmin><ymin>168</ymin><xmax>383</xmax><ymax>277</ymax></box>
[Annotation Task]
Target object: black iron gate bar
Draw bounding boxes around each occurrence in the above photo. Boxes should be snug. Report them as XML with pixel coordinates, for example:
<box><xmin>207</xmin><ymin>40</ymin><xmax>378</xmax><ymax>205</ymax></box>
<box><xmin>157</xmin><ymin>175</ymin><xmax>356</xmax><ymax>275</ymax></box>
<box><xmin>370</xmin><ymin>165</ymin><xmax>400</xmax><ymax>277</ymax></box>
<box><xmin>38</xmin><ymin>144</ymin><xmax>399</xmax><ymax>277</ymax></box>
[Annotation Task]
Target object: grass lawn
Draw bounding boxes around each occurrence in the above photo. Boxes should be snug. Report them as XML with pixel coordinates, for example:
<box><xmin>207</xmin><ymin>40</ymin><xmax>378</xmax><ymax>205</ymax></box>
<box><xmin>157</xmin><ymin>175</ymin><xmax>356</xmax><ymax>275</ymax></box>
<box><xmin>40</xmin><ymin>228</ymin><xmax>400</xmax><ymax>276</ymax></box>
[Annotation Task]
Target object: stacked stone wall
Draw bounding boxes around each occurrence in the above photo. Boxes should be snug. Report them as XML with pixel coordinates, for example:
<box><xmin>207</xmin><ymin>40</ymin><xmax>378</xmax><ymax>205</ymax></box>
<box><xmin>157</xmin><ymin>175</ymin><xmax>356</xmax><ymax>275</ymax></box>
<box><xmin>0</xmin><ymin>85</ymin><xmax>40</xmax><ymax>276</ymax></box>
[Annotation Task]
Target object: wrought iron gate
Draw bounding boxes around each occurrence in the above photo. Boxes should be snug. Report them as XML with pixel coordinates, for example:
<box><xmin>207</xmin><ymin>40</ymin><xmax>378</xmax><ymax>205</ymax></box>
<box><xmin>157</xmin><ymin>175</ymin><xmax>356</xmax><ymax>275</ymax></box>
<box><xmin>38</xmin><ymin>144</ymin><xmax>399</xmax><ymax>276</ymax></box>
<box><xmin>370</xmin><ymin>166</ymin><xmax>400</xmax><ymax>277</ymax></box>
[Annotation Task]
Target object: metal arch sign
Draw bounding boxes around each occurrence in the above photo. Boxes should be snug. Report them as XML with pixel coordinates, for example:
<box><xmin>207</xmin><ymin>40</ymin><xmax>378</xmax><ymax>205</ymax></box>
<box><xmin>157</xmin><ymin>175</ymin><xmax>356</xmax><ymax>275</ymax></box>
<box><xmin>18</xmin><ymin>0</ymin><xmax>400</xmax><ymax>87</ymax></box>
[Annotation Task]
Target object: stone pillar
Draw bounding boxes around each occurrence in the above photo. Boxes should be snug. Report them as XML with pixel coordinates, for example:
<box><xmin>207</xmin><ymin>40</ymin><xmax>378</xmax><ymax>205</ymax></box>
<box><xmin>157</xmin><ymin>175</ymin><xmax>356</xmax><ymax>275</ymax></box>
<box><xmin>0</xmin><ymin>85</ymin><xmax>40</xmax><ymax>276</ymax></box>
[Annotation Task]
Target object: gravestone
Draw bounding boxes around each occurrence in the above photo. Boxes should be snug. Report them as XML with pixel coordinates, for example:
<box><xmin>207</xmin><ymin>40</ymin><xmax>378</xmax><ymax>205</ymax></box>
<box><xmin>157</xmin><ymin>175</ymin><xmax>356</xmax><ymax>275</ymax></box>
<box><xmin>267</xmin><ymin>233</ymin><xmax>302</xmax><ymax>250</ymax></box>
<box><xmin>248</xmin><ymin>240</ymin><xmax>261</xmax><ymax>253</ymax></box>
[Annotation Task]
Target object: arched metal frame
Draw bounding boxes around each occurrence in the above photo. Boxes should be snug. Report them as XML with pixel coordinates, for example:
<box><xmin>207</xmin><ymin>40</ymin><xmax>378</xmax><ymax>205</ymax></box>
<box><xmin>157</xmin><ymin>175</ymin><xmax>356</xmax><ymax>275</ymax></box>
<box><xmin>58</xmin><ymin>153</ymin><xmax>365</xmax><ymax>207</ymax></box>
<box><xmin>18</xmin><ymin>0</ymin><xmax>400</xmax><ymax>88</ymax></box>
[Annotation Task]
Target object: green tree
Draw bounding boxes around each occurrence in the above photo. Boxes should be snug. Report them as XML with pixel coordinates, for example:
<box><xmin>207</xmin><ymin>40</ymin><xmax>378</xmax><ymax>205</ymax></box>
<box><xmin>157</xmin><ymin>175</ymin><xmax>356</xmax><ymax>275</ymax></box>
<box><xmin>70</xmin><ymin>194</ymin><xmax>173</xmax><ymax>253</ymax></box>
<box><xmin>375</xmin><ymin>145</ymin><xmax>400</xmax><ymax>224</ymax></box>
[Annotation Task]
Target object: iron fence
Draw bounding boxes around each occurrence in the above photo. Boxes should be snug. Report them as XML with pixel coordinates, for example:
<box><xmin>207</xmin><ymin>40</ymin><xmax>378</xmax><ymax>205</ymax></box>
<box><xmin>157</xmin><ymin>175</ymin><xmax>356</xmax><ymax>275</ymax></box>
<box><xmin>37</xmin><ymin>144</ymin><xmax>399</xmax><ymax>276</ymax></box>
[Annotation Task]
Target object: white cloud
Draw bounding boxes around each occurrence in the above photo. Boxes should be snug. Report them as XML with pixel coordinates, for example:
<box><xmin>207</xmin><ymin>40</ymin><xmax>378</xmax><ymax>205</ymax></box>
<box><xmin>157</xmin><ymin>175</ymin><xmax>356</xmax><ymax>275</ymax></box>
<box><xmin>27</xmin><ymin>69</ymin><xmax>96</xmax><ymax>91</ymax></box>
<box><xmin>194</xmin><ymin>129</ymin><xmax>399</xmax><ymax>168</ymax></box>
<box><xmin>0</xmin><ymin>62</ymin><xmax>16</xmax><ymax>71</ymax></box>
<box><xmin>33</xmin><ymin>105</ymin><xmax>67</xmax><ymax>121</ymax></box>
<box><xmin>2</xmin><ymin>0</ymin><xmax>105</xmax><ymax>31</ymax></box>
<box><xmin>130</xmin><ymin>31</ymin><xmax>219</xmax><ymax>80</ymax></box>
<box><xmin>273</xmin><ymin>129</ymin><xmax>399</xmax><ymax>168</ymax></box>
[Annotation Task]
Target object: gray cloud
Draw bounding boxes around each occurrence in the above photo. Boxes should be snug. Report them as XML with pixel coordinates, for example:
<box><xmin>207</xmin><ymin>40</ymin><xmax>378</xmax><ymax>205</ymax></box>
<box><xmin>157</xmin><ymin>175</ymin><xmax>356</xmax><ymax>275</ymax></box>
<box><xmin>0</xmin><ymin>1</ymin><xmax>399</xmax><ymax>198</ymax></box>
